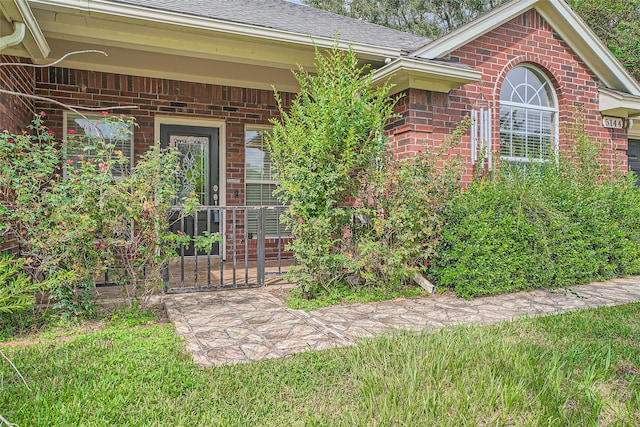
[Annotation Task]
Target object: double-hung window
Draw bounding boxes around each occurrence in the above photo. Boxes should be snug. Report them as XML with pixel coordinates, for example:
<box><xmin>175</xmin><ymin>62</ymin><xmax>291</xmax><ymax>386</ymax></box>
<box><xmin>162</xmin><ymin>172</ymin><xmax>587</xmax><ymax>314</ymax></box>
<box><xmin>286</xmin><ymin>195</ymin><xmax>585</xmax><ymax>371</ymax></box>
<box><xmin>63</xmin><ymin>112</ymin><xmax>134</xmax><ymax>177</ymax></box>
<box><xmin>499</xmin><ymin>65</ymin><xmax>557</xmax><ymax>164</ymax></box>
<box><xmin>245</xmin><ymin>126</ymin><xmax>288</xmax><ymax>237</ymax></box>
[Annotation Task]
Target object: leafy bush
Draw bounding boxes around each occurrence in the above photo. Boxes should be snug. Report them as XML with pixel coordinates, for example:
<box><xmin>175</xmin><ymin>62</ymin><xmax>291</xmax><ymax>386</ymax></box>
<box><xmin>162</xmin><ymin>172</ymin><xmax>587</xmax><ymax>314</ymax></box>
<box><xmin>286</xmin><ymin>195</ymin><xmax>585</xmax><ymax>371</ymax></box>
<box><xmin>268</xmin><ymin>42</ymin><xmax>463</xmax><ymax>298</ymax></box>
<box><xmin>268</xmin><ymin>44</ymin><xmax>398</xmax><ymax>295</ymax></box>
<box><xmin>1</xmin><ymin>113</ymin><xmax>198</xmax><ymax>313</ymax></box>
<box><xmin>355</xmin><ymin>121</ymin><xmax>468</xmax><ymax>287</ymax></box>
<box><xmin>268</xmin><ymin>44</ymin><xmax>469</xmax><ymax>298</ymax></box>
<box><xmin>430</xmin><ymin>119</ymin><xmax>640</xmax><ymax>299</ymax></box>
<box><xmin>0</xmin><ymin>254</ymin><xmax>51</xmax><ymax>314</ymax></box>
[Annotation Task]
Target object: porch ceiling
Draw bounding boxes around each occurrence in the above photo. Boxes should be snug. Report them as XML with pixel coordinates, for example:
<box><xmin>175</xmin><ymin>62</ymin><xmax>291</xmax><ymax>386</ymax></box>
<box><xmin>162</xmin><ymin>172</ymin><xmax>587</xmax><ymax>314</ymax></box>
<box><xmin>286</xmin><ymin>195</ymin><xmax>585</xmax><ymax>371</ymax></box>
<box><xmin>23</xmin><ymin>2</ymin><xmax>388</xmax><ymax>92</ymax></box>
<box><xmin>29</xmin><ymin>10</ymin><xmax>304</xmax><ymax>91</ymax></box>
<box><xmin>41</xmin><ymin>38</ymin><xmax>304</xmax><ymax>93</ymax></box>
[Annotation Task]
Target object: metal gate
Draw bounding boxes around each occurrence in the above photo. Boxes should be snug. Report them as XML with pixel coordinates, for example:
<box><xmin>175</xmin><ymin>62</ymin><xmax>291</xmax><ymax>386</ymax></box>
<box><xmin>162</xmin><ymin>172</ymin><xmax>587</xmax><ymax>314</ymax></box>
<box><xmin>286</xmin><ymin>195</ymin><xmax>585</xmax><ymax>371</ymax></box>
<box><xmin>163</xmin><ymin>206</ymin><xmax>292</xmax><ymax>293</ymax></box>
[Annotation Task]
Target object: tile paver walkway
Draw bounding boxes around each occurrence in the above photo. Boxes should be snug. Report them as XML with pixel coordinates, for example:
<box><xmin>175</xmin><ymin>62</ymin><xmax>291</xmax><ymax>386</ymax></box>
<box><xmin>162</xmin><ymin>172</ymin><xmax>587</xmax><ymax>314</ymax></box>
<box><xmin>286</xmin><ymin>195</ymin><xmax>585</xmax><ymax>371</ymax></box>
<box><xmin>164</xmin><ymin>276</ymin><xmax>640</xmax><ymax>367</ymax></box>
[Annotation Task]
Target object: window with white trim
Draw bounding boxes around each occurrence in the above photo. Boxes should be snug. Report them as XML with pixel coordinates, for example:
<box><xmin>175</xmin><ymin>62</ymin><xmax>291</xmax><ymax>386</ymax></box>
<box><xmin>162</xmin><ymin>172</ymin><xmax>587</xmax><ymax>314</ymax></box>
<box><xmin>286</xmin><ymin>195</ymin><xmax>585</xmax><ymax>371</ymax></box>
<box><xmin>64</xmin><ymin>113</ymin><xmax>134</xmax><ymax>177</ymax></box>
<box><xmin>499</xmin><ymin>65</ymin><xmax>557</xmax><ymax>163</ymax></box>
<box><xmin>245</xmin><ymin>127</ymin><xmax>289</xmax><ymax>238</ymax></box>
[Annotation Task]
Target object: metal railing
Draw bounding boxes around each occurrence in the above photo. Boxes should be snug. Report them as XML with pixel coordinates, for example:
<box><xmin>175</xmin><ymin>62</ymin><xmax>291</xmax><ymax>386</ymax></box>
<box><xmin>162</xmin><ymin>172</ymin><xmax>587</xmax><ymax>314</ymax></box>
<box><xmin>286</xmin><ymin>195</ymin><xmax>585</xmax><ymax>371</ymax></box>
<box><xmin>164</xmin><ymin>205</ymin><xmax>293</xmax><ymax>292</ymax></box>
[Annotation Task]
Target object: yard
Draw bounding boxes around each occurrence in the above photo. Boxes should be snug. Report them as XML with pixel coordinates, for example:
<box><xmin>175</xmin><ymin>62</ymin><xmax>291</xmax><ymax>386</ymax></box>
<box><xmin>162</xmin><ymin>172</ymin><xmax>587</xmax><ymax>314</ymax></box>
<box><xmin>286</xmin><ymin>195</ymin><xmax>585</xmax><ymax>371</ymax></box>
<box><xmin>1</xmin><ymin>23</ymin><xmax>640</xmax><ymax>427</ymax></box>
<box><xmin>2</xmin><ymin>302</ymin><xmax>639</xmax><ymax>426</ymax></box>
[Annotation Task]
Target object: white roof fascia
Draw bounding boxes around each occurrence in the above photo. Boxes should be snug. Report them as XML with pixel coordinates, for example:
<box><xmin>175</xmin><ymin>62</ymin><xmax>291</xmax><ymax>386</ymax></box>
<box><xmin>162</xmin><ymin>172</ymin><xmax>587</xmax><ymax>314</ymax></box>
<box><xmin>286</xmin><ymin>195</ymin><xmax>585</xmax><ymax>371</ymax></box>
<box><xmin>410</xmin><ymin>0</ymin><xmax>640</xmax><ymax>95</ymax></box>
<box><xmin>410</xmin><ymin>0</ymin><xmax>538</xmax><ymax>59</ymax></box>
<box><xmin>4</xmin><ymin>0</ymin><xmax>49</xmax><ymax>57</ymax></box>
<box><xmin>535</xmin><ymin>0</ymin><xmax>640</xmax><ymax>95</ymax></box>
<box><xmin>27</xmin><ymin>0</ymin><xmax>404</xmax><ymax>60</ymax></box>
<box><xmin>371</xmin><ymin>57</ymin><xmax>482</xmax><ymax>94</ymax></box>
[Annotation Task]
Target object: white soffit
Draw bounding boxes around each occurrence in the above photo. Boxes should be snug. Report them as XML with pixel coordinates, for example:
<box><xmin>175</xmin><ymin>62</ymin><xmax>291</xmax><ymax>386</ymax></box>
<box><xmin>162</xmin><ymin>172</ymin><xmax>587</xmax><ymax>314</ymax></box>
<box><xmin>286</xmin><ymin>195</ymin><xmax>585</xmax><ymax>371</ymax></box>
<box><xmin>41</xmin><ymin>38</ymin><xmax>302</xmax><ymax>92</ymax></box>
<box><xmin>371</xmin><ymin>57</ymin><xmax>481</xmax><ymax>94</ymax></box>
<box><xmin>600</xmin><ymin>88</ymin><xmax>640</xmax><ymax>119</ymax></box>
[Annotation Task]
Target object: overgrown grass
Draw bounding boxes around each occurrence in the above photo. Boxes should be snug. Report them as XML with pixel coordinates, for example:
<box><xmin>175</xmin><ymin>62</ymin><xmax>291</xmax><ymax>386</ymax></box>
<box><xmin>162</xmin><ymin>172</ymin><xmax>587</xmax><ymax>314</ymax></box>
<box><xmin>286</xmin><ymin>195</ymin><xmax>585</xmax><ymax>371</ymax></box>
<box><xmin>0</xmin><ymin>305</ymin><xmax>158</xmax><ymax>342</ymax></box>
<box><xmin>2</xmin><ymin>303</ymin><xmax>640</xmax><ymax>426</ymax></box>
<box><xmin>285</xmin><ymin>282</ymin><xmax>427</xmax><ymax>310</ymax></box>
<box><xmin>0</xmin><ymin>307</ymin><xmax>77</xmax><ymax>342</ymax></box>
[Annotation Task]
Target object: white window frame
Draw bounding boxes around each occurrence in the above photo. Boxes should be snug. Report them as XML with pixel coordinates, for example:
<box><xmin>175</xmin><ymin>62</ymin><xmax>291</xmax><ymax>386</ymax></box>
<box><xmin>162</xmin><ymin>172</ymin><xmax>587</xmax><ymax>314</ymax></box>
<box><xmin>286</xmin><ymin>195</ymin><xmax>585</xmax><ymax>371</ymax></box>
<box><xmin>499</xmin><ymin>65</ymin><xmax>559</xmax><ymax>164</ymax></box>
<box><xmin>63</xmin><ymin>112</ymin><xmax>135</xmax><ymax>178</ymax></box>
<box><xmin>244</xmin><ymin>125</ymin><xmax>289</xmax><ymax>238</ymax></box>
<box><xmin>245</xmin><ymin>125</ymin><xmax>278</xmax><ymax>193</ymax></box>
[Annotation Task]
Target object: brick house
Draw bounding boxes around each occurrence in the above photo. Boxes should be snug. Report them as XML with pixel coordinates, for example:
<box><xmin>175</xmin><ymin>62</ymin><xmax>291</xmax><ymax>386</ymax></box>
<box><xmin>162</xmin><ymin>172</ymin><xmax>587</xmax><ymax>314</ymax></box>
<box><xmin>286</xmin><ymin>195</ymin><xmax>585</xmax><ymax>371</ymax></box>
<box><xmin>1</xmin><ymin>0</ymin><xmax>640</xmax><ymax>284</ymax></box>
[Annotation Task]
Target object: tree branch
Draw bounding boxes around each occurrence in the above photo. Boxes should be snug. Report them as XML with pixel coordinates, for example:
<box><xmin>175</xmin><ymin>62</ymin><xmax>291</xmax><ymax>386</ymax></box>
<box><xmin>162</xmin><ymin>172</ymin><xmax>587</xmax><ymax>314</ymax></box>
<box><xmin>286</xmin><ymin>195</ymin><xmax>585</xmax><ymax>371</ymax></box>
<box><xmin>0</xmin><ymin>88</ymin><xmax>138</xmax><ymax>121</ymax></box>
<box><xmin>1</xmin><ymin>349</ymin><xmax>30</xmax><ymax>391</ymax></box>
<box><xmin>0</xmin><ymin>49</ymin><xmax>108</xmax><ymax>69</ymax></box>
<box><xmin>0</xmin><ymin>50</ymin><xmax>138</xmax><ymax>121</ymax></box>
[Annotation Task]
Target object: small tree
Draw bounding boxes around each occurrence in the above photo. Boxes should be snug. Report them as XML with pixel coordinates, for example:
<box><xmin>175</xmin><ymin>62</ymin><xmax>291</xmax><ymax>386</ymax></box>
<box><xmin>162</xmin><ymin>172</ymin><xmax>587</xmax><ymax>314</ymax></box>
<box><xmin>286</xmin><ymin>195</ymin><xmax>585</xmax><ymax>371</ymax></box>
<box><xmin>268</xmin><ymin>44</ymin><xmax>398</xmax><ymax>295</ymax></box>
<box><xmin>269</xmin><ymin>43</ymin><xmax>466</xmax><ymax>297</ymax></box>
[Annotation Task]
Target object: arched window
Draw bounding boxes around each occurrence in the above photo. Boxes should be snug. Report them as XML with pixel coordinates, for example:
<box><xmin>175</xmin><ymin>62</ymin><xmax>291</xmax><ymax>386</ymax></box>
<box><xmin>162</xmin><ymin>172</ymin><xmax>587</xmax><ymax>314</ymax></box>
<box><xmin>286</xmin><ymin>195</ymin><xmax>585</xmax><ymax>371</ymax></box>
<box><xmin>499</xmin><ymin>65</ymin><xmax>557</xmax><ymax>163</ymax></box>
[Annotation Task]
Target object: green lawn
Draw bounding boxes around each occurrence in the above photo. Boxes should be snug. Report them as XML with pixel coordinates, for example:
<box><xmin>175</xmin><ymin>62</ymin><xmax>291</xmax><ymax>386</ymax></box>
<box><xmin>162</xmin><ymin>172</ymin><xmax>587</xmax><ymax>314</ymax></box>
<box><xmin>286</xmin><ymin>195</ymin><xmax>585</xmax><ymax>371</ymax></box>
<box><xmin>2</xmin><ymin>303</ymin><xmax>640</xmax><ymax>426</ymax></box>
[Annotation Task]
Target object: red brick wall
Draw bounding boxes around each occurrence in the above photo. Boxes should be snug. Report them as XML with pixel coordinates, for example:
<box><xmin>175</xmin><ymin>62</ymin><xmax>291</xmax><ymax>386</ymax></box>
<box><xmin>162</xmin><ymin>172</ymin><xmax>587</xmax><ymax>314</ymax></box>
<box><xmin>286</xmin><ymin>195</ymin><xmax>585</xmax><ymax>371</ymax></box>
<box><xmin>0</xmin><ymin>55</ymin><xmax>35</xmax><ymax>133</ymax></box>
<box><xmin>34</xmin><ymin>67</ymin><xmax>294</xmax><ymax>259</ymax></box>
<box><xmin>27</xmin><ymin>11</ymin><xmax>630</xmax><ymax>256</ymax></box>
<box><xmin>34</xmin><ymin>67</ymin><xmax>294</xmax><ymax>208</ymax></box>
<box><xmin>387</xmin><ymin>9</ymin><xmax>628</xmax><ymax>180</ymax></box>
<box><xmin>0</xmin><ymin>55</ymin><xmax>35</xmax><ymax>253</ymax></box>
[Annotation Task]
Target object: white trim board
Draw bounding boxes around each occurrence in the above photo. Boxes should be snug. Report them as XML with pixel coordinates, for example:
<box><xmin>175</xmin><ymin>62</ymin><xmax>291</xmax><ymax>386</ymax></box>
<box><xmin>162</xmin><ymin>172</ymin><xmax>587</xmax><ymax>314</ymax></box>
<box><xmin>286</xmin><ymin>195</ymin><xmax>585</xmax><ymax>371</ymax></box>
<box><xmin>410</xmin><ymin>0</ymin><xmax>640</xmax><ymax>96</ymax></box>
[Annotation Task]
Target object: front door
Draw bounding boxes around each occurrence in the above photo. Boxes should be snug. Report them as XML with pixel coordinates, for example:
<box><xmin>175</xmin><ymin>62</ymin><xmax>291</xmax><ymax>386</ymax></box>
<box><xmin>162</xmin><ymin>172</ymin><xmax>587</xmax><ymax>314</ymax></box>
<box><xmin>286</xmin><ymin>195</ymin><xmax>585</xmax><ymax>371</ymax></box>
<box><xmin>160</xmin><ymin>124</ymin><xmax>220</xmax><ymax>255</ymax></box>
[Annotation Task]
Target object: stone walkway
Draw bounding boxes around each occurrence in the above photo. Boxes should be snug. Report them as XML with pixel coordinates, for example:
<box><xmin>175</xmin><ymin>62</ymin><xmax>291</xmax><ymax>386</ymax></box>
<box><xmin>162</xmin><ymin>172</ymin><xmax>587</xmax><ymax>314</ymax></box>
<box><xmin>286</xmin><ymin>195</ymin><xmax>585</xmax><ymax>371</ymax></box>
<box><xmin>164</xmin><ymin>276</ymin><xmax>640</xmax><ymax>367</ymax></box>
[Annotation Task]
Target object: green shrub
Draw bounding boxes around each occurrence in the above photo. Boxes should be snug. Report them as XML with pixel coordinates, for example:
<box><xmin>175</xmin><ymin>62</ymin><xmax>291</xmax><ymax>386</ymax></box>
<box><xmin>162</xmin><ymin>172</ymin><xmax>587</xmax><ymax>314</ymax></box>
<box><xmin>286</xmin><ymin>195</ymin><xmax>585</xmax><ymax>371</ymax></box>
<box><xmin>355</xmin><ymin>121</ymin><xmax>468</xmax><ymax>287</ymax></box>
<box><xmin>0</xmin><ymin>113</ymin><xmax>199</xmax><ymax>314</ymax></box>
<box><xmin>431</xmin><ymin>122</ymin><xmax>640</xmax><ymax>299</ymax></box>
<box><xmin>268</xmin><ymin>43</ymin><xmax>398</xmax><ymax>296</ymax></box>
<box><xmin>0</xmin><ymin>254</ymin><xmax>48</xmax><ymax>314</ymax></box>
<box><xmin>268</xmin><ymin>43</ymin><xmax>461</xmax><ymax>297</ymax></box>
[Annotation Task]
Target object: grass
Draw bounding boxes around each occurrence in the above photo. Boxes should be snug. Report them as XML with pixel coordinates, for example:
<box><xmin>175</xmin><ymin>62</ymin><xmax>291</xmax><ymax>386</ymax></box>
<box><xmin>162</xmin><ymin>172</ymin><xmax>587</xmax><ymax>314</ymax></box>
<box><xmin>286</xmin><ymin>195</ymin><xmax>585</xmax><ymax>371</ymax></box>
<box><xmin>0</xmin><ymin>304</ymin><xmax>159</xmax><ymax>343</ymax></box>
<box><xmin>2</xmin><ymin>303</ymin><xmax>640</xmax><ymax>426</ymax></box>
<box><xmin>285</xmin><ymin>282</ymin><xmax>427</xmax><ymax>311</ymax></box>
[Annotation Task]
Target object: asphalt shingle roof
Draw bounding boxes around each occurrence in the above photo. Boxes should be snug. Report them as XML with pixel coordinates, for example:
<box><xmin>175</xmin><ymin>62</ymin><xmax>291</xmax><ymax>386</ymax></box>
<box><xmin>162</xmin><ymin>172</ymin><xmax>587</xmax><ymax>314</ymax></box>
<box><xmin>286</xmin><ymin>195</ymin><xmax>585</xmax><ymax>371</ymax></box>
<box><xmin>109</xmin><ymin>0</ymin><xmax>431</xmax><ymax>52</ymax></box>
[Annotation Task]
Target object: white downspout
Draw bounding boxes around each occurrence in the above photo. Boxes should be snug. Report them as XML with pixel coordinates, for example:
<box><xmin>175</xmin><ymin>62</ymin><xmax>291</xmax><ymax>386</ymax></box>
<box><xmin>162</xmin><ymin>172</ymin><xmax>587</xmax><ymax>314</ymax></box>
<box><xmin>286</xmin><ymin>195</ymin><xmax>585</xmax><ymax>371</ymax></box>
<box><xmin>0</xmin><ymin>21</ymin><xmax>26</xmax><ymax>51</ymax></box>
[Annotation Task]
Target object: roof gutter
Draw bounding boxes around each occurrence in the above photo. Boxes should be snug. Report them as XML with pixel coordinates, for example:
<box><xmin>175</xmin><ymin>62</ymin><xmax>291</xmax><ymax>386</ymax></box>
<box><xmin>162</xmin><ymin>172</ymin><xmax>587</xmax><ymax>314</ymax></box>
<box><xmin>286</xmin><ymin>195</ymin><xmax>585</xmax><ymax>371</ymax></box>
<box><xmin>15</xmin><ymin>0</ymin><xmax>49</xmax><ymax>56</ymax></box>
<box><xmin>0</xmin><ymin>21</ymin><xmax>25</xmax><ymax>50</ymax></box>
<box><xmin>28</xmin><ymin>0</ymin><xmax>405</xmax><ymax>60</ymax></box>
<box><xmin>1</xmin><ymin>0</ymin><xmax>49</xmax><ymax>57</ymax></box>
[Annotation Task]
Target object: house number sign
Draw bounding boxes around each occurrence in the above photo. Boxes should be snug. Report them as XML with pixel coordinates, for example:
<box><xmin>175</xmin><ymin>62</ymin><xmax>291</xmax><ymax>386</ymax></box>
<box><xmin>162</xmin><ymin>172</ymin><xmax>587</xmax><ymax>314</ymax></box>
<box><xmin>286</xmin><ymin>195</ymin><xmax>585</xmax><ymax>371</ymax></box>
<box><xmin>602</xmin><ymin>116</ymin><xmax>625</xmax><ymax>129</ymax></box>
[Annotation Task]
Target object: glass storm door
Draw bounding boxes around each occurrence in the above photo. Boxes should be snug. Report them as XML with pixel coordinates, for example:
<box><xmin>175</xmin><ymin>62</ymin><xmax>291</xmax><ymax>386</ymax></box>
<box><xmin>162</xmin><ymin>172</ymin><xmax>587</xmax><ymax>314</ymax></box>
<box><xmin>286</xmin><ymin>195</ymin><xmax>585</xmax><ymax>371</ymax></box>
<box><xmin>160</xmin><ymin>124</ymin><xmax>220</xmax><ymax>256</ymax></box>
